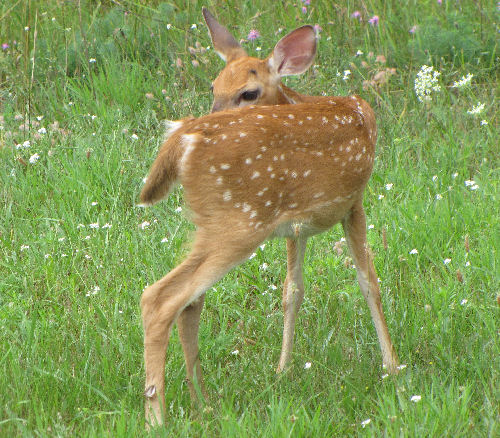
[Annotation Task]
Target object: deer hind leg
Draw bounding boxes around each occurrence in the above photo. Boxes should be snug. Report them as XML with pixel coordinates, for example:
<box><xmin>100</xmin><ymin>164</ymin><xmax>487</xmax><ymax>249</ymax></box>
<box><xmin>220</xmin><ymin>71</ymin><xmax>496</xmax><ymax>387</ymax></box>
<box><xmin>277</xmin><ymin>237</ymin><xmax>307</xmax><ymax>373</ymax></box>
<box><xmin>342</xmin><ymin>201</ymin><xmax>399</xmax><ymax>374</ymax></box>
<box><xmin>141</xmin><ymin>232</ymin><xmax>258</xmax><ymax>427</ymax></box>
<box><xmin>177</xmin><ymin>294</ymin><xmax>208</xmax><ymax>402</ymax></box>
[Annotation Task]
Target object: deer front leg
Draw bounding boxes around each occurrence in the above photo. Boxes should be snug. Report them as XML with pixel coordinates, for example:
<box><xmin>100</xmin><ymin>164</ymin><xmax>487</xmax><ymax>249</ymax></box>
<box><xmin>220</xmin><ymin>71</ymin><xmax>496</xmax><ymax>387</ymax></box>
<box><xmin>342</xmin><ymin>201</ymin><xmax>399</xmax><ymax>374</ymax></box>
<box><xmin>277</xmin><ymin>237</ymin><xmax>307</xmax><ymax>373</ymax></box>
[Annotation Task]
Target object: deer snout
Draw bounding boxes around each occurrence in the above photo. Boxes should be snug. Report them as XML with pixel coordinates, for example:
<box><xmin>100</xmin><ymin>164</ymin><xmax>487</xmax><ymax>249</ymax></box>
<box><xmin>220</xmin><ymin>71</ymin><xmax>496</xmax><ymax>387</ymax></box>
<box><xmin>211</xmin><ymin>100</ymin><xmax>225</xmax><ymax>113</ymax></box>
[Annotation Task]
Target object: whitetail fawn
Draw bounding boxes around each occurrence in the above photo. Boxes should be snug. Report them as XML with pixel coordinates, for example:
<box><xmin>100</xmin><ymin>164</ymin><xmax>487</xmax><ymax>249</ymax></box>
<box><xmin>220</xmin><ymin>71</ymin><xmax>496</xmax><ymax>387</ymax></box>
<box><xmin>139</xmin><ymin>8</ymin><xmax>399</xmax><ymax>426</ymax></box>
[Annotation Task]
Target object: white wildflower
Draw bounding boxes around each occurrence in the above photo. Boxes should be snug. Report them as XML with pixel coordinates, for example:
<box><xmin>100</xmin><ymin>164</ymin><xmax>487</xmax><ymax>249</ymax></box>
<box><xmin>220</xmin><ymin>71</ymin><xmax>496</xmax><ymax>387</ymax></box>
<box><xmin>304</xmin><ymin>362</ymin><xmax>312</xmax><ymax>369</ymax></box>
<box><xmin>91</xmin><ymin>201</ymin><xmax>98</xmax><ymax>206</ymax></box>
<box><xmin>385</xmin><ymin>183</ymin><xmax>393</xmax><ymax>190</ymax></box>
<box><xmin>29</xmin><ymin>153</ymin><xmax>40</xmax><ymax>164</ymax></box>
<box><xmin>86</xmin><ymin>285</ymin><xmax>100</xmax><ymax>297</ymax></box>
<box><xmin>368</xmin><ymin>224</ymin><xmax>375</xmax><ymax>229</ymax></box>
<box><xmin>44</xmin><ymin>254</ymin><xmax>51</xmax><ymax>259</ymax></box>
<box><xmin>467</xmin><ymin>102</ymin><xmax>485</xmax><ymax>115</ymax></box>
<box><xmin>231</xmin><ymin>349</ymin><xmax>239</xmax><ymax>355</ymax></box>
<box><xmin>89</xmin><ymin>223</ymin><xmax>99</xmax><ymax>229</ymax></box>
<box><xmin>20</xmin><ymin>245</ymin><xmax>30</xmax><ymax>251</ymax></box>
<box><xmin>464</xmin><ymin>180</ymin><xmax>475</xmax><ymax>187</ymax></box>
<box><xmin>378</xmin><ymin>194</ymin><xmax>384</xmax><ymax>200</ymax></box>
<box><xmin>451</xmin><ymin>73</ymin><xmax>473</xmax><ymax>88</ymax></box>
<box><xmin>356</xmin><ymin>50</ymin><xmax>363</xmax><ymax>56</ymax></box>
<box><xmin>166</xmin><ymin>24</ymin><xmax>172</xmax><ymax>30</ymax></box>
<box><xmin>38</xmin><ymin>127</ymin><xmax>47</xmax><ymax>134</ymax></box>
<box><xmin>443</xmin><ymin>258</ymin><xmax>451</xmax><ymax>265</ymax></box>
<box><xmin>410</xmin><ymin>395</ymin><xmax>422</xmax><ymax>403</ymax></box>
<box><xmin>432</xmin><ymin>175</ymin><xmax>438</xmax><ymax>181</ymax></box>
<box><xmin>397</xmin><ymin>364</ymin><xmax>407</xmax><ymax>370</ymax></box>
<box><xmin>410</xmin><ymin>249</ymin><xmax>418</xmax><ymax>255</ymax></box>
<box><xmin>435</xmin><ymin>194</ymin><xmax>443</xmax><ymax>200</ymax></box>
<box><xmin>342</xmin><ymin>70</ymin><xmax>351</xmax><ymax>81</ymax></box>
<box><xmin>361</xmin><ymin>419</ymin><xmax>371</xmax><ymax>428</ymax></box>
<box><xmin>175</xmin><ymin>206</ymin><xmax>182</xmax><ymax>213</ymax></box>
<box><xmin>139</xmin><ymin>221</ymin><xmax>150</xmax><ymax>229</ymax></box>
<box><xmin>131</xmin><ymin>133</ymin><xmax>139</xmax><ymax>140</ymax></box>
<box><xmin>101</xmin><ymin>223</ymin><xmax>112</xmax><ymax>229</ymax></box>
<box><xmin>414</xmin><ymin>65</ymin><xmax>441</xmax><ymax>102</ymax></box>
<box><xmin>480</xmin><ymin>120</ymin><xmax>488</xmax><ymax>125</ymax></box>
<box><xmin>248</xmin><ymin>253</ymin><xmax>257</xmax><ymax>260</ymax></box>
<box><xmin>161</xmin><ymin>237</ymin><xmax>169</xmax><ymax>243</ymax></box>
<box><xmin>269</xmin><ymin>284</ymin><xmax>278</xmax><ymax>290</ymax></box>
<box><xmin>84</xmin><ymin>254</ymin><xmax>91</xmax><ymax>259</ymax></box>
<box><xmin>460</xmin><ymin>299</ymin><xmax>468</xmax><ymax>305</ymax></box>
<box><xmin>381</xmin><ymin>373</ymin><xmax>389</xmax><ymax>379</ymax></box>
<box><xmin>260</xmin><ymin>262</ymin><xmax>268</xmax><ymax>270</ymax></box>
<box><xmin>89</xmin><ymin>58</ymin><xmax>96</xmax><ymax>63</ymax></box>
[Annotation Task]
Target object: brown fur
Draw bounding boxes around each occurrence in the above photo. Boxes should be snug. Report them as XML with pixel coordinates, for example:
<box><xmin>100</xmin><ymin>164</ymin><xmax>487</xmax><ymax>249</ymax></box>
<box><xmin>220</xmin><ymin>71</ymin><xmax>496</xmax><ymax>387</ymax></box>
<box><xmin>139</xmin><ymin>9</ymin><xmax>399</xmax><ymax>428</ymax></box>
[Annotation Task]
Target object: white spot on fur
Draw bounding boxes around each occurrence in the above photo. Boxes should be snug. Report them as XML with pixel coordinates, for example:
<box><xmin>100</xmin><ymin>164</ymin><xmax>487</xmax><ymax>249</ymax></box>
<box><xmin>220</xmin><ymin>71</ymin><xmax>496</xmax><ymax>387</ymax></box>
<box><xmin>261</xmin><ymin>146</ymin><xmax>267</xmax><ymax>152</ymax></box>
<box><xmin>245</xmin><ymin>158</ymin><xmax>252</xmax><ymax>165</ymax></box>
<box><xmin>303</xmin><ymin>170</ymin><xmax>311</xmax><ymax>177</ymax></box>
<box><xmin>288</xmin><ymin>114</ymin><xmax>295</xmax><ymax>119</ymax></box>
<box><xmin>209</xmin><ymin>166</ymin><xmax>216</xmax><ymax>174</ymax></box>
<box><xmin>220</xmin><ymin>163</ymin><xmax>231</xmax><ymax>170</ymax></box>
<box><xmin>257</xmin><ymin>114</ymin><xmax>264</xmax><ymax>119</ymax></box>
<box><xmin>265</xmin><ymin>200</ymin><xmax>272</xmax><ymax>207</ymax></box>
<box><xmin>322</xmin><ymin>116</ymin><xmax>328</xmax><ymax>124</ymax></box>
<box><xmin>221</xmin><ymin>134</ymin><xmax>227</xmax><ymax>140</ymax></box>
<box><xmin>313</xmin><ymin>192</ymin><xmax>324</xmax><ymax>199</ymax></box>
<box><xmin>249</xmin><ymin>211</ymin><xmax>257</xmax><ymax>219</ymax></box>
<box><xmin>242</xmin><ymin>203</ymin><xmax>251</xmax><ymax>212</ymax></box>
<box><xmin>180</xmin><ymin>134</ymin><xmax>198</xmax><ymax>172</ymax></box>
<box><xmin>256</xmin><ymin>154</ymin><xmax>262</xmax><ymax>159</ymax></box>
<box><xmin>216</xmin><ymin>176</ymin><xmax>223</xmax><ymax>185</ymax></box>
<box><xmin>355</xmin><ymin>153</ymin><xmax>362</xmax><ymax>161</ymax></box>
<box><xmin>251</xmin><ymin>171</ymin><xmax>260</xmax><ymax>179</ymax></box>
<box><xmin>240</xmin><ymin>132</ymin><xmax>247</xmax><ymax>137</ymax></box>
<box><xmin>306</xmin><ymin>116</ymin><xmax>312</xmax><ymax>120</ymax></box>
<box><xmin>288</xmin><ymin>203</ymin><xmax>298</xmax><ymax>209</ymax></box>
<box><xmin>163</xmin><ymin>119</ymin><xmax>184</xmax><ymax>140</ymax></box>
<box><xmin>291</xmin><ymin>171</ymin><xmax>297</xmax><ymax>178</ymax></box>
<box><xmin>223</xmin><ymin>191</ymin><xmax>232</xmax><ymax>201</ymax></box>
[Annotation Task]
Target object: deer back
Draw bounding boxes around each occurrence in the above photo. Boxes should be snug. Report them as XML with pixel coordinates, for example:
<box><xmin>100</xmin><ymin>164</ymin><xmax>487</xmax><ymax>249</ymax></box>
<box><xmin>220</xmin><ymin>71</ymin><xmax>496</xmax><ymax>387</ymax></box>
<box><xmin>141</xmin><ymin>96</ymin><xmax>376</xmax><ymax>237</ymax></box>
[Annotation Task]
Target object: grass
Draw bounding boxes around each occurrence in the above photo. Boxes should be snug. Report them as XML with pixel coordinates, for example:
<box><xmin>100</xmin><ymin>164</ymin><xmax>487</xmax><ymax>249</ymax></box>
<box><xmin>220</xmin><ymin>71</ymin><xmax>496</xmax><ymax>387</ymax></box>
<box><xmin>0</xmin><ymin>0</ymin><xmax>498</xmax><ymax>436</ymax></box>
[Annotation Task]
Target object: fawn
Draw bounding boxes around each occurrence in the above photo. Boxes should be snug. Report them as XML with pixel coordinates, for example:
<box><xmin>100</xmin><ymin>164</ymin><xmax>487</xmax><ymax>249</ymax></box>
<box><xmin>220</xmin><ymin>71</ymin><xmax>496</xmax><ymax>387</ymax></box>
<box><xmin>139</xmin><ymin>8</ymin><xmax>399</xmax><ymax>426</ymax></box>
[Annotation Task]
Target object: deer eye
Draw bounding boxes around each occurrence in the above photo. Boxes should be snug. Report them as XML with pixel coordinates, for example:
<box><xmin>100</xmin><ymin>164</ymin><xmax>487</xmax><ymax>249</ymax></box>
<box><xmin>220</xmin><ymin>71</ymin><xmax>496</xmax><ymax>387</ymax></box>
<box><xmin>240</xmin><ymin>89</ymin><xmax>260</xmax><ymax>102</ymax></box>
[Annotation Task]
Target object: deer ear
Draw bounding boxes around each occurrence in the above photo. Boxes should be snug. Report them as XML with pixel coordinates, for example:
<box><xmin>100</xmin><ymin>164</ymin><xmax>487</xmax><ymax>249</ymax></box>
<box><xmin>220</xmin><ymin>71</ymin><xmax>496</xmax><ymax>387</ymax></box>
<box><xmin>202</xmin><ymin>7</ymin><xmax>247</xmax><ymax>63</ymax></box>
<box><xmin>268</xmin><ymin>25</ymin><xmax>317</xmax><ymax>76</ymax></box>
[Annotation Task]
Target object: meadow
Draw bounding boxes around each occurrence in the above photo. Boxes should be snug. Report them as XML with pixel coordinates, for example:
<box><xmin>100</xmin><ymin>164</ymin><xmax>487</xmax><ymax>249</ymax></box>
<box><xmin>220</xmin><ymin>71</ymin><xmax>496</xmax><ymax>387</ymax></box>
<box><xmin>0</xmin><ymin>0</ymin><xmax>498</xmax><ymax>436</ymax></box>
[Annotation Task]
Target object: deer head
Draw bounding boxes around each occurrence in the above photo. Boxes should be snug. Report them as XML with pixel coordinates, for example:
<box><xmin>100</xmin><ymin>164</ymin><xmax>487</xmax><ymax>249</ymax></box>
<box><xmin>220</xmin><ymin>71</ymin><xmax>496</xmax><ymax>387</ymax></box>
<box><xmin>202</xmin><ymin>7</ymin><xmax>317</xmax><ymax>112</ymax></box>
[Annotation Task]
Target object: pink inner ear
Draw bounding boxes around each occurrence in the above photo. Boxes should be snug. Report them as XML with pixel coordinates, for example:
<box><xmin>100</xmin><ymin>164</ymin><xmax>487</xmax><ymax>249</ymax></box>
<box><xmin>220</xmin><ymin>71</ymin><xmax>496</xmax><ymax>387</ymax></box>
<box><xmin>273</xmin><ymin>26</ymin><xmax>317</xmax><ymax>76</ymax></box>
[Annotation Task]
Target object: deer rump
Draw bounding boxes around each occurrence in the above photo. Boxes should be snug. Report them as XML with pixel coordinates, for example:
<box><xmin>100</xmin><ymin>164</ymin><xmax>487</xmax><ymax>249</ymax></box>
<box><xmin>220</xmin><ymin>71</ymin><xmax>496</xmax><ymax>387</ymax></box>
<box><xmin>141</xmin><ymin>99</ymin><xmax>375</xmax><ymax>235</ymax></box>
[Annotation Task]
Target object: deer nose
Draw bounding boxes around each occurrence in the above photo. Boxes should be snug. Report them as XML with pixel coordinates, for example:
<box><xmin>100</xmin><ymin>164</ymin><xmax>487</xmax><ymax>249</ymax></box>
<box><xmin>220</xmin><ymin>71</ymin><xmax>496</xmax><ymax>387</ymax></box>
<box><xmin>211</xmin><ymin>100</ymin><xmax>225</xmax><ymax>113</ymax></box>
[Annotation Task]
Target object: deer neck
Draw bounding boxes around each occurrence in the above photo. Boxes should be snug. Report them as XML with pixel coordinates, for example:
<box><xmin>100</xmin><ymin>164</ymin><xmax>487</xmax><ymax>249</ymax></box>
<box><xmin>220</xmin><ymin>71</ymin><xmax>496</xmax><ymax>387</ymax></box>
<box><xmin>278</xmin><ymin>84</ymin><xmax>316</xmax><ymax>105</ymax></box>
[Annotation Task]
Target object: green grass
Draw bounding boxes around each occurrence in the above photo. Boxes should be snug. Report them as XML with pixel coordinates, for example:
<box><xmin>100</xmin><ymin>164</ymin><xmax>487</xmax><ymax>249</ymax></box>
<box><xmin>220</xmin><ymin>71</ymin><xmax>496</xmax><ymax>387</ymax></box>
<box><xmin>0</xmin><ymin>0</ymin><xmax>498</xmax><ymax>436</ymax></box>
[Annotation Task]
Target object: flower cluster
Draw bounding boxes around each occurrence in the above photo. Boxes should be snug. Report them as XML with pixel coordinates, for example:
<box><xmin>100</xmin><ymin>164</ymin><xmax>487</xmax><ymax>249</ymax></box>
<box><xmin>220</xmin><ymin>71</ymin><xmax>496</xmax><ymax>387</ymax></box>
<box><xmin>414</xmin><ymin>65</ymin><xmax>441</xmax><ymax>102</ymax></box>
<box><xmin>451</xmin><ymin>73</ymin><xmax>473</xmax><ymax>88</ymax></box>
